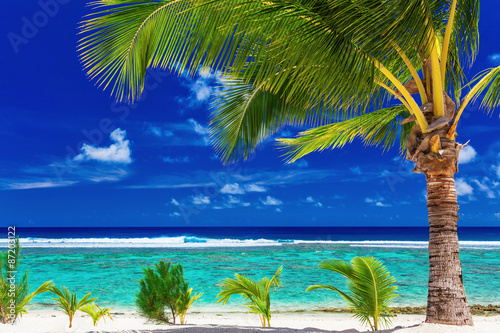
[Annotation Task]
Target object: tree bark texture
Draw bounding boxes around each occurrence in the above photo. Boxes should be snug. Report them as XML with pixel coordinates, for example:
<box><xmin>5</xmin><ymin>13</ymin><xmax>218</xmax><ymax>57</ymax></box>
<box><xmin>406</xmin><ymin>96</ymin><xmax>473</xmax><ymax>325</ymax></box>
<box><xmin>425</xmin><ymin>174</ymin><xmax>473</xmax><ymax>325</ymax></box>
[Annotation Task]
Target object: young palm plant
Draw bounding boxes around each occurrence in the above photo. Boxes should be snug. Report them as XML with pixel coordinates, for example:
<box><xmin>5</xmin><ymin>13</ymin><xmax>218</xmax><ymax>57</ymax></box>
<box><xmin>80</xmin><ymin>302</ymin><xmax>114</xmax><ymax>326</ymax></box>
<box><xmin>50</xmin><ymin>285</ymin><xmax>98</xmax><ymax>328</ymax></box>
<box><xmin>78</xmin><ymin>0</ymin><xmax>500</xmax><ymax>326</ymax></box>
<box><xmin>0</xmin><ymin>237</ymin><xmax>53</xmax><ymax>324</ymax></box>
<box><xmin>217</xmin><ymin>266</ymin><xmax>282</xmax><ymax>327</ymax></box>
<box><xmin>176</xmin><ymin>288</ymin><xmax>203</xmax><ymax>325</ymax></box>
<box><xmin>307</xmin><ymin>257</ymin><xmax>398</xmax><ymax>331</ymax></box>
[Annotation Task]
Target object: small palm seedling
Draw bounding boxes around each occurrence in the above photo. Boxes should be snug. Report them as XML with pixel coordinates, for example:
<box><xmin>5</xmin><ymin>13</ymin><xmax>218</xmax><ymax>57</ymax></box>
<box><xmin>50</xmin><ymin>285</ymin><xmax>98</xmax><ymax>328</ymax></box>
<box><xmin>80</xmin><ymin>302</ymin><xmax>113</xmax><ymax>326</ymax></box>
<box><xmin>136</xmin><ymin>261</ymin><xmax>201</xmax><ymax>324</ymax></box>
<box><xmin>217</xmin><ymin>266</ymin><xmax>282</xmax><ymax>327</ymax></box>
<box><xmin>176</xmin><ymin>288</ymin><xmax>203</xmax><ymax>325</ymax></box>
<box><xmin>0</xmin><ymin>237</ymin><xmax>53</xmax><ymax>324</ymax></box>
<box><xmin>307</xmin><ymin>257</ymin><xmax>398</xmax><ymax>331</ymax></box>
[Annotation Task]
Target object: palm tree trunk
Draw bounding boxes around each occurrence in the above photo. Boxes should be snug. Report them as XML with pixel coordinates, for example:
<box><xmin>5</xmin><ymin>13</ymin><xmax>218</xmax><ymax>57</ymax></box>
<box><xmin>424</xmin><ymin>173</ymin><xmax>473</xmax><ymax>325</ymax></box>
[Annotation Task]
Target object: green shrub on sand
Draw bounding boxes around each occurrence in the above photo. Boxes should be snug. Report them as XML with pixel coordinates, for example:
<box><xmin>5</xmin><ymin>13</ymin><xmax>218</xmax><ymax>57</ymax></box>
<box><xmin>136</xmin><ymin>261</ymin><xmax>202</xmax><ymax>324</ymax></box>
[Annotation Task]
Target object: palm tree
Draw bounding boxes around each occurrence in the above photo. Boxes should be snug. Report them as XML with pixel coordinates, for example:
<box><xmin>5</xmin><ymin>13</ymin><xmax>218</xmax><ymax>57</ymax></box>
<box><xmin>0</xmin><ymin>238</ymin><xmax>54</xmax><ymax>324</ymax></box>
<box><xmin>307</xmin><ymin>257</ymin><xmax>398</xmax><ymax>331</ymax></box>
<box><xmin>176</xmin><ymin>288</ymin><xmax>203</xmax><ymax>325</ymax></box>
<box><xmin>50</xmin><ymin>285</ymin><xmax>98</xmax><ymax>328</ymax></box>
<box><xmin>217</xmin><ymin>266</ymin><xmax>282</xmax><ymax>327</ymax></box>
<box><xmin>78</xmin><ymin>0</ymin><xmax>500</xmax><ymax>326</ymax></box>
<box><xmin>80</xmin><ymin>302</ymin><xmax>114</xmax><ymax>326</ymax></box>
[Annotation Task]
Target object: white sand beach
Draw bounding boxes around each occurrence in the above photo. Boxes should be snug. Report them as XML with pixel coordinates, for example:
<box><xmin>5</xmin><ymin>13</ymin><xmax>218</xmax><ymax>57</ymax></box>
<box><xmin>2</xmin><ymin>311</ymin><xmax>499</xmax><ymax>333</ymax></box>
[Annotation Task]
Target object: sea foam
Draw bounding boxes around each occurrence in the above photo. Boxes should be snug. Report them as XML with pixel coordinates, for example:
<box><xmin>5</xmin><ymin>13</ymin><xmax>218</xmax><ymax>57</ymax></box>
<box><xmin>0</xmin><ymin>237</ymin><xmax>498</xmax><ymax>249</ymax></box>
<box><xmin>0</xmin><ymin>236</ymin><xmax>281</xmax><ymax>248</ymax></box>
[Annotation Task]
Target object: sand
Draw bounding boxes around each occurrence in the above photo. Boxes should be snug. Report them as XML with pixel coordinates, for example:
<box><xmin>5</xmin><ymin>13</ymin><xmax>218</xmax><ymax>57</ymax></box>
<box><xmin>1</xmin><ymin>310</ymin><xmax>499</xmax><ymax>333</ymax></box>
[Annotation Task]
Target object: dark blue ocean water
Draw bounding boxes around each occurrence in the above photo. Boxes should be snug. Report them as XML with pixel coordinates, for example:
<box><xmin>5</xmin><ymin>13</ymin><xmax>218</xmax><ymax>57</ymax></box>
<box><xmin>10</xmin><ymin>226</ymin><xmax>500</xmax><ymax>241</ymax></box>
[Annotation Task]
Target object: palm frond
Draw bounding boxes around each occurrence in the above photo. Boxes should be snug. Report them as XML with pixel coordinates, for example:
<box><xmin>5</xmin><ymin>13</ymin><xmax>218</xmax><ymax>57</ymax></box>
<box><xmin>80</xmin><ymin>303</ymin><xmax>114</xmax><ymax>326</ymax></box>
<box><xmin>307</xmin><ymin>256</ymin><xmax>398</xmax><ymax>331</ymax></box>
<box><xmin>16</xmin><ymin>280</ymin><xmax>54</xmax><ymax>311</ymax></box>
<box><xmin>469</xmin><ymin>66</ymin><xmax>500</xmax><ymax>113</ymax></box>
<box><xmin>306</xmin><ymin>284</ymin><xmax>355</xmax><ymax>304</ymax></box>
<box><xmin>79</xmin><ymin>0</ymin><xmax>439</xmax><ymax>112</ymax></box>
<box><xmin>50</xmin><ymin>285</ymin><xmax>98</xmax><ymax>328</ymax></box>
<box><xmin>440</xmin><ymin>0</ymin><xmax>479</xmax><ymax>98</ymax></box>
<box><xmin>217</xmin><ymin>266</ymin><xmax>282</xmax><ymax>327</ymax></box>
<box><xmin>277</xmin><ymin>106</ymin><xmax>412</xmax><ymax>163</ymax></box>
<box><xmin>217</xmin><ymin>273</ymin><xmax>263</xmax><ymax>305</ymax></box>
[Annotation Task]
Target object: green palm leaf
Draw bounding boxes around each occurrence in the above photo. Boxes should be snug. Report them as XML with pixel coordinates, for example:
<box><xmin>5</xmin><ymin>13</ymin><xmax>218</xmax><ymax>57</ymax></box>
<box><xmin>80</xmin><ymin>303</ymin><xmax>114</xmax><ymax>326</ymax></box>
<box><xmin>307</xmin><ymin>257</ymin><xmax>398</xmax><ymax>331</ymax></box>
<box><xmin>79</xmin><ymin>0</ymin><xmax>444</xmax><ymax>108</ymax></box>
<box><xmin>51</xmin><ymin>285</ymin><xmax>98</xmax><ymax>328</ymax></box>
<box><xmin>217</xmin><ymin>266</ymin><xmax>282</xmax><ymax>327</ymax></box>
<box><xmin>277</xmin><ymin>106</ymin><xmax>412</xmax><ymax>163</ymax></box>
<box><xmin>210</xmin><ymin>77</ymin><xmax>344</xmax><ymax>163</ymax></box>
<box><xmin>79</xmin><ymin>0</ymin><xmax>481</xmax><ymax>159</ymax></box>
<box><xmin>469</xmin><ymin>66</ymin><xmax>500</xmax><ymax>113</ymax></box>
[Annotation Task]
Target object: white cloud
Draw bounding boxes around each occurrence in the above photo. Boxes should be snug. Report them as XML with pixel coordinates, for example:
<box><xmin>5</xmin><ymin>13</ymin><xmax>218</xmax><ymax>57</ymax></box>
<box><xmin>293</xmin><ymin>160</ymin><xmax>309</xmax><ymax>168</ymax></box>
<box><xmin>276</xmin><ymin>208</ymin><xmax>282</xmax><ymax>212</ymax></box>
<box><xmin>187</xmin><ymin>119</ymin><xmax>210</xmax><ymax>145</ymax></box>
<box><xmin>193</xmin><ymin>82</ymin><xmax>211</xmax><ymax>101</ymax></box>
<box><xmin>279</xmin><ymin>130</ymin><xmax>293</xmax><ymax>137</ymax></box>
<box><xmin>162</xmin><ymin>156</ymin><xmax>190</xmax><ymax>163</ymax></box>
<box><xmin>261</xmin><ymin>196</ymin><xmax>283</xmax><ymax>206</ymax></box>
<box><xmin>495</xmin><ymin>212</ymin><xmax>500</xmax><ymax>219</ymax></box>
<box><xmin>6</xmin><ymin>180</ymin><xmax>78</xmax><ymax>190</ymax></box>
<box><xmin>227</xmin><ymin>195</ymin><xmax>241</xmax><ymax>204</ymax></box>
<box><xmin>497</xmin><ymin>165</ymin><xmax>500</xmax><ymax>179</ymax></box>
<box><xmin>472</xmin><ymin>178</ymin><xmax>496</xmax><ymax>198</ymax></box>
<box><xmin>74</xmin><ymin>129</ymin><xmax>132</xmax><ymax>164</ymax></box>
<box><xmin>176</xmin><ymin>71</ymin><xmax>222</xmax><ymax>110</ymax></box>
<box><xmin>305</xmin><ymin>196</ymin><xmax>323</xmax><ymax>207</ymax></box>
<box><xmin>488</xmin><ymin>54</ymin><xmax>500</xmax><ymax>65</ymax></box>
<box><xmin>459</xmin><ymin>145</ymin><xmax>477</xmax><ymax>164</ymax></box>
<box><xmin>242</xmin><ymin>202</ymin><xmax>251</xmax><ymax>207</ymax></box>
<box><xmin>365</xmin><ymin>196</ymin><xmax>391</xmax><ymax>207</ymax></box>
<box><xmin>192</xmin><ymin>194</ymin><xmax>210</xmax><ymax>205</ymax></box>
<box><xmin>350</xmin><ymin>166</ymin><xmax>362</xmax><ymax>175</ymax></box>
<box><xmin>455</xmin><ymin>178</ymin><xmax>473</xmax><ymax>196</ymax></box>
<box><xmin>171</xmin><ymin>198</ymin><xmax>180</xmax><ymax>206</ymax></box>
<box><xmin>191</xmin><ymin>71</ymin><xmax>220</xmax><ymax>101</ymax></box>
<box><xmin>84</xmin><ymin>168</ymin><xmax>128</xmax><ymax>183</ymax></box>
<box><xmin>170</xmin><ymin>212</ymin><xmax>181</xmax><ymax>217</ymax></box>
<box><xmin>145</xmin><ymin>123</ymin><xmax>173</xmax><ymax>137</ymax></box>
<box><xmin>220</xmin><ymin>183</ymin><xmax>245</xmax><ymax>194</ymax></box>
<box><xmin>244</xmin><ymin>183</ymin><xmax>267</xmax><ymax>192</ymax></box>
<box><xmin>188</xmin><ymin>118</ymin><xmax>210</xmax><ymax>135</ymax></box>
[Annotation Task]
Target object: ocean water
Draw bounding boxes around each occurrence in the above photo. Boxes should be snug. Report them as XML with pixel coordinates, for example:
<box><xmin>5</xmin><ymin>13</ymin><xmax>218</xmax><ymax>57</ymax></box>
<box><xmin>1</xmin><ymin>227</ymin><xmax>499</xmax><ymax>313</ymax></box>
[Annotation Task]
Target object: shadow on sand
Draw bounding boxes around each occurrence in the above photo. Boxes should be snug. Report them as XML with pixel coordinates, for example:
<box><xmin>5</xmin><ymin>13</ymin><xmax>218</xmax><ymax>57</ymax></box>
<box><xmin>88</xmin><ymin>323</ymin><xmax>423</xmax><ymax>333</ymax></box>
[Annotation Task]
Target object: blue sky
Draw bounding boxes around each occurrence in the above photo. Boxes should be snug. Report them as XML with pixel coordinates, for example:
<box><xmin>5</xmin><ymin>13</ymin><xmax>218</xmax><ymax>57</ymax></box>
<box><xmin>1</xmin><ymin>1</ymin><xmax>500</xmax><ymax>227</ymax></box>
